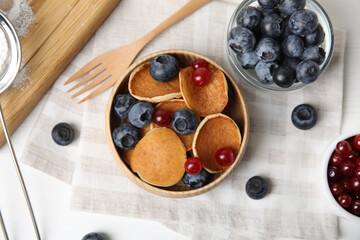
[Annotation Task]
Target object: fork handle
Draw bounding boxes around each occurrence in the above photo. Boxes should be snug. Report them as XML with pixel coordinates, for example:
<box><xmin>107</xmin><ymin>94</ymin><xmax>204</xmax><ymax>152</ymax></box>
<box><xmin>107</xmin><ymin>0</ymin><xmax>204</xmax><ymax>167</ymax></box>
<box><xmin>139</xmin><ymin>0</ymin><xmax>212</xmax><ymax>46</ymax></box>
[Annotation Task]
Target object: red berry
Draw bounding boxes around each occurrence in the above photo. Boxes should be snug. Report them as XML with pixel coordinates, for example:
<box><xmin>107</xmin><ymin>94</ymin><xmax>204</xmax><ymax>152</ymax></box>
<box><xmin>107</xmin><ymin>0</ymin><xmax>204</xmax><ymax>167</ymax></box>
<box><xmin>153</xmin><ymin>109</ymin><xmax>171</xmax><ymax>127</ymax></box>
<box><xmin>355</xmin><ymin>167</ymin><xmax>360</xmax><ymax>178</ymax></box>
<box><xmin>215</xmin><ymin>147</ymin><xmax>235</xmax><ymax>166</ymax></box>
<box><xmin>336</xmin><ymin>141</ymin><xmax>353</xmax><ymax>159</ymax></box>
<box><xmin>329</xmin><ymin>152</ymin><xmax>343</xmax><ymax>167</ymax></box>
<box><xmin>356</xmin><ymin>157</ymin><xmax>360</xmax><ymax>167</ymax></box>
<box><xmin>354</xmin><ymin>135</ymin><xmax>360</xmax><ymax>150</ymax></box>
<box><xmin>341</xmin><ymin>178</ymin><xmax>353</xmax><ymax>193</ymax></box>
<box><xmin>353</xmin><ymin>192</ymin><xmax>360</xmax><ymax>200</ymax></box>
<box><xmin>351</xmin><ymin>200</ymin><xmax>360</xmax><ymax>216</ymax></box>
<box><xmin>338</xmin><ymin>193</ymin><xmax>352</xmax><ymax>208</ymax></box>
<box><xmin>328</xmin><ymin>166</ymin><xmax>342</xmax><ymax>182</ymax></box>
<box><xmin>192</xmin><ymin>68</ymin><xmax>210</xmax><ymax>87</ymax></box>
<box><xmin>352</xmin><ymin>177</ymin><xmax>360</xmax><ymax>193</ymax></box>
<box><xmin>347</xmin><ymin>149</ymin><xmax>359</xmax><ymax>161</ymax></box>
<box><xmin>340</xmin><ymin>161</ymin><xmax>355</xmax><ymax>177</ymax></box>
<box><xmin>184</xmin><ymin>157</ymin><xmax>203</xmax><ymax>175</ymax></box>
<box><xmin>330</xmin><ymin>182</ymin><xmax>344</xmax><ymax>196</ymax></box>
<box><xmin>192</xmin><ymin>59</ymin><xmax>207</xmax><ymax>70</ymax></box>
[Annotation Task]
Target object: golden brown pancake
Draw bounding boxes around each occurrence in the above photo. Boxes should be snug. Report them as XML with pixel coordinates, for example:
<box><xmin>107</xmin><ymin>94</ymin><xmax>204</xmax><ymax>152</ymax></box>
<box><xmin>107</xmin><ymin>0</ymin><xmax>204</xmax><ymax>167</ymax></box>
<box><xmin>130</xmin><ymin>128</ymin><xmax>187</xmax><ymax>187</ymax></box>
<box><xmin>179</xmin><ymin>64</ymin><xmax>228</xmax><ymax>117</ymax></box>
<box><xmin>150</xmin><ymin>99</ymin><xmax>198</xmax><ymax>151</ymax></box>
<box><xmin>193</xmin><ymin>113</ymin><xmax>241</xmax><ymax>173</ymax></box>
<box><xmin>129</xmin><ymin>63</ymin><xmax>182</xmax><ymax>102</ymax></box>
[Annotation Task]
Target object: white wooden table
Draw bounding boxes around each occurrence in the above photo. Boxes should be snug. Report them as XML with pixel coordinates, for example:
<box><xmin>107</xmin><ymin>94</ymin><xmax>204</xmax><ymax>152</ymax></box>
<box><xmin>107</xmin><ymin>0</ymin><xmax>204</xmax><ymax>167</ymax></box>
<box><xmin>1</xmin><ymin>0</ymin><xmax>360</xmax><ymax>239</ymax></box>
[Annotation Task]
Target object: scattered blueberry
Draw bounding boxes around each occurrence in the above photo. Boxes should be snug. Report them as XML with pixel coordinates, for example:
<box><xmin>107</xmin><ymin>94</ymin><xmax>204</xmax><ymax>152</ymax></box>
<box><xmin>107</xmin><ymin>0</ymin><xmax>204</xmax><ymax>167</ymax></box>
<box><xmin>255</xmin><ymin>37</ymin><xmax>281</xmax><ymax>62</ymax></box>
<box><xmin>128</xmin><ymin>101</ymin><xmax>154</xmax><ymax>128</ymax></box>
<box><xmin>237</xmin><ymin>51</ymin><xmax>259</xmax><ymax>69</ymax></box>
<box><xmin>282</xmin><ymin>34</ymin><xmax>304</xmax><ymax>58</ymax></box>
<box><xmin>113</xmin><ymin>94</ymin><xmax>137</xmax><ymax>119</ymax></box>
<box><xmin>182</xmin><ymin>169</ymin><xmax>210</xmax><ymax>189</ymax></box>
<box><xmin>302</xmin><ymin>46</ymin><xmax>325</xmax><ymax>64</ymax></box>
<box><xmin>172</xmin><ymin>109</ymin><xmax>198</xmax><ymax>135</ymax></box>
<box><xmin>149</xmin><ymin>55</ymin><xmax>179</xmax><ymax>82</ymax></box>
<box><xmin>255</xmin><ymin>60</ymin><xmax>279</xmax><ymax>84</ymax></box>
<box><xmin>246</xmin><ymin>176</ymin><xmax>269</xmax><ymax>200</ymax></box>
<box><xmin>228</xmin><ymin>26</ymin><xmax>256</xmax><ymax>54</ymax></box>
<box><xmin>260</xmin><ymin>14</ymin><xmax>284</xmax><ymax>38</ymax></box>
<box><xmin>282</xmin><ymin>56</ymin><xmax>301</xmax><ymax>72</ymax></box>
<box><xmin>112</xmin><ymin>123</ymin><xmax>139</xmax><ymax>150</ymax></box>
<box><xmin>82</xmin><ymin>232</ymin><xmax>106</xmax><ymax>240</ymax></box>
<box><xmin>289</xmin><ymin>9</ymin><xmax>319</xmax><ymax>36</ymax></box>
<box><xmin>51</xmin><ymin>123</ymin><xmax>75</xmax><ymax>146</ymax></box>
<box><xmin>279</xmin><ymin>0</ymin><xmax>306</xmax><ymax>16</ymax></box>
<box><xmin>237</xmin><ymin>6</ymin><xmax>262</xmax><ymax>30</ymax></box>
<box><xmin>273</xmin><ymin>66</ymin><xmax>295</xmax><ymax>88</ymax></box>
<box><xmin>296</xmin><ymin>60</ymin><xmax>320</xmax><ymax>83</ymax></box>
<box><xmin>305</xmin><ymin>25</ymin><xmax>325</xmax><ymax>46</ymax></box>
<box><xmin>257</xmin><ymin>0</ymin><xmax>280</xmax><ymax>9</ymax></box>
<box><xmin>291</xmin><ymin>104</ymin><xmax>317</xmax><ymax>130</ymax></box>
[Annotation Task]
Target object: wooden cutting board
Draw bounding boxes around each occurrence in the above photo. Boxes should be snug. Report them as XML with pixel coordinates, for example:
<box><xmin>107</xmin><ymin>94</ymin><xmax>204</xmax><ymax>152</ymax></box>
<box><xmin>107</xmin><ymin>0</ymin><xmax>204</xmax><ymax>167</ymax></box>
<box><xmin>0</xmin><ymin>0</ymin><xmax>121</xmax><ymax>146</ymax></box>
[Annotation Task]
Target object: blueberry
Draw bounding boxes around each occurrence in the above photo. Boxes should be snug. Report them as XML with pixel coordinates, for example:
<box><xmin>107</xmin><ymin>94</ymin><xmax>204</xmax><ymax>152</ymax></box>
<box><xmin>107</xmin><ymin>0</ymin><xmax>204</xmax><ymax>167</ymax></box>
<box><xmin>282</xmin><ymin>34</ymin><xmax>304</xmax><ymax>58</ymax></box>
<box><xmin>279</xmin><ymin>0</ymin><xmax>305</xmax><ymax>16</ymax></box>
<box><xmin>112</xmin><ymin>122</ymin><xmax>140</xmax><ymax>150</ymax></box>
<box><xmin>273</xmin><ymin>66</ymin><xmax>296</xmax><ymax>88</ymax></box>
<box><xmin>245</xmin><ymin>176</ymin><xmax>268</xmax><ymax>200</ymax></box>
<box><xmin>51</xmin><ymin>123</ymin><xmax>75</xmax><ymax>146</ymax></box>
<box><xmin>291</xmin><ymin>104</ymin><xmax>317</xmax><ymax>130</ymax></box>
<box><xmin>305</xmin><ymin>25</ymin><xmax>325</xmax><ymax>46</ymax></box>
<box><xmin>236</xmin><ymin>6</ymin><xmax>262</xmax><ymax>30</ymax></box>
<box><xmin>296</xmin><ymin>60</ymin><xmax>320</xmax><ymax>83</ymax></box>
<box><xmin>255</xmin><ymin>60</ymin><xmax>279</xmax><ymax>84</ymax></box>
<box><xmin>172</xmin><ymin>109</ymin><xmax>198</xmax><ymax>135</ymax></box>
<box><xmin>237</xmin><ymin>51</ymin><xmax>259</xmax><ymax>69</ymax></box>
<box><xmin>289</xmin><ymin>9</ymin><xmax>318</xmax><ymax>36</ymax></box>
<box><xmin>260</xmin><ymin>14</ymin><xmax>284</xmax><ymax>38</ymax></box>
<box><xmin>255</xmin><ymin>37</ymin><xmax>281</xmax><ymax>62</ymax></box>
<box><xmin>281</xmin><ymin>17</ymin><xmax>292</xmax><ymax>40</ymax></box>
<box><xmin>258</xmin><ymin>6</ymin><xmax>280</xmax><ymax>16</ymax></box>
<box><xmin>128</xmin><ymin>101</ymin><xmax>154</xmax><ymax>128</ymax></box>
<box><xmin>282</xmin><ymin>56</ymin><xmax>301</xmax><ymax>72</ymax></box>
<box><xmin>182</xmin><ymin>169</ymin><xmax>210</xmax><ymax>189</ymax></box>
<box><xmin>228</xmin><ymin>26</ymin><xmax>256</xmax><ymax>54</ymax></box>
<box><xmin>82</xmin><ymin>232</ymin><xmax>106</xmax><ymax>240</ymax></box>
<box><xmin>302</xmin><ymin>46</ymin><xmax>326</xmax><ymax>64</ymax></box>
<box><xmin>257</xmin><ymin>0</ymin><xmax>280</xmax><ymax>9</ymax></box>
<box><xmin>149</xmin><ymin>55</ymin><xmax>179</xmax><ymax>82</ymax></box>
<box><xmin>113</xmin><ymin>94</ymin><xmax>137</xmax><ymax>119</ymax></box>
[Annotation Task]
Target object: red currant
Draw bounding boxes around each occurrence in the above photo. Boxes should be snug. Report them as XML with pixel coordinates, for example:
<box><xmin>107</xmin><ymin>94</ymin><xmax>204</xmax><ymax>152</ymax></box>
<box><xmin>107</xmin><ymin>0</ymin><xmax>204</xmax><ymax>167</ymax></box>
<box><xmin>330</xmin><ymin>182</ymin><xmax>344</xmax><ymax>196</ymax></box>
<box><xmin>341</xmin><ymin>178</ymin><xmax>353</xmax><ymax>193</ymax></box>
<box><xmin>329</xmin><ymin>152</ymin><xmax>343</xmax><ymax>167</ymax></box>
<box><xmin>347</xmin><ymin>149</ymin><xmax>359</xmax><ymax>161</ymax></box>
<box><xmin>340</xmin><ymin>161</ymin><xmax>355</xmax><ymax>177</ymax></box>
<box><xmin>356</xmin><ymin>157</ymin><xmax>360</xmax><ymax>167</ymax></box>
<box><xmin>153</xmin><ymin>109</ymin><xmax>171</xmax><ymax>127</ymax></box>
<box><xmin>192</xmin><ymin>59</ymin><xmax>207</xmax><ymax>70</ymax></box>
<box><xmin>355</xmin><ymin>167</ymin><xmax>360</xmax><ymax>178</ymax></box>
<box><xmin>351</xmin><ymin>200</ymin><xmax>360</xmax><ymax>216</ymax></box>
<box><xmin>338</xmin><ymin>193</ymin><xmax>352</xmax><ymax>208</ymax></box>
<box><xmin>353</xmin><ymin>192</ymin><xmax>360</xmax><ymax>200</ymax></box>
<box><xmin>352</xmin><ymin>177</ymin><xmax>360</xmax><ymax>193</ymax></box>
<box><xmin>353</xmin><ymin>135</ymin><xmax>360</xmax><ymax>151</ymax></box>
<box><xmin>328</xmin><ymin>166</ymin><xmax>342</xmax><ymax>182</ymax></box>
<box><xmin>192</xmin><ymin>68</ymin><xmax>210</xmax><ymax>87</ymax></box>
<box><xmin>336</xmin><ymin>141</ymin><xmax>353</xmax><ymax>159</ymax></box>
<box><xmin>215</xmin><ymin>147</ymin><xmax>235</xmax><ymax>166</ymax></box>
<box><xmin>184</xmin><ymin>157</ymin><xmax>203</xmax><ymax>175</ymax></box>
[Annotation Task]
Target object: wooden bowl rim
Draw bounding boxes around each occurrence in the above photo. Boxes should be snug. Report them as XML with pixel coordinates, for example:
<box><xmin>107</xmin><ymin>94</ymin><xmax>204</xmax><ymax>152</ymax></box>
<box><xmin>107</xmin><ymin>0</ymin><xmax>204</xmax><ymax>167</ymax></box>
<box><xmin>105</xmin><ymin>49</ymin><xmax>250</xmax><ymax>198</ymax></box>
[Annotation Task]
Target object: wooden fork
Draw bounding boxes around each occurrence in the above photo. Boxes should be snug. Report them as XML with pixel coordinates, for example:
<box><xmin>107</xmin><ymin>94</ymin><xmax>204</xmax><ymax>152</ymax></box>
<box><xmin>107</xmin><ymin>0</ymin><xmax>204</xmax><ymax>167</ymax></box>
<box><xmin>64</xmin><ymin>0</ymin><xmax>212</xmax><ymax>103</ymax></box>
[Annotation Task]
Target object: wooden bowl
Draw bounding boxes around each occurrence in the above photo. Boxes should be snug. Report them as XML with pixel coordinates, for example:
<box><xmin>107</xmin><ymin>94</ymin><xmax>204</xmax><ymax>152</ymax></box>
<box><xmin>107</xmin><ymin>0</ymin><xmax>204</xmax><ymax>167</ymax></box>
<box><xmin>105</xmin><ymin>49</ymin><xmax>250</xmax><ymax>198</ymax></box>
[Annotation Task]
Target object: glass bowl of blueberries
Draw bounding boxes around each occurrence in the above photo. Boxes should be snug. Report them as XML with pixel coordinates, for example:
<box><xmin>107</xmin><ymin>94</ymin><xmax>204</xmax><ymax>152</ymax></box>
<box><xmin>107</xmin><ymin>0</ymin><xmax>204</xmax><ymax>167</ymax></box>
<box><xmin>226</xmin><ymin>0</ymin><xmax>334</xmax><ymax>92</ymax></box>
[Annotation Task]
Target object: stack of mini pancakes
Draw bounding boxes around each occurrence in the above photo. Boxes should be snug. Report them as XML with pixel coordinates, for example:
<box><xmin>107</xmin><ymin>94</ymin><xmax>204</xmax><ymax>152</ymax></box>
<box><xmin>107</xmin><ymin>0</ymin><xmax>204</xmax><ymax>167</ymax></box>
<box><xmin>119</xmin><ymin>59</ymin><xmax>242</xmax><ymax>188</ymax></box>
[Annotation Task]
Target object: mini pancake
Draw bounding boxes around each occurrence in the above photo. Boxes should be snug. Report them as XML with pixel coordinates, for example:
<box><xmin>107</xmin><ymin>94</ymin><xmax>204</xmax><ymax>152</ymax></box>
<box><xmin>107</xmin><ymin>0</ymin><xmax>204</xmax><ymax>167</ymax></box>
<box><xmin>180</xmin><ymin>64</ymin><xmax>228</xmax><ymax>117</ymax></box>
<box><xmin>130</xmin><ymin>128</ymin><xmax>186</xmax><ymax>187</ymax></box>
<box><xmin>193</xmin><ymin>113</ymin><xmax>241</xmax><ymax>173</ymax></box>
<box><xmin>150</xmin><ymin>99</ymin><xmax>198</xmax><ymax>151</ymax></box>
<box><xmin>129</xmin><ymin>63</ymin><xmax>182</xmax><ymax>103</ymax></box>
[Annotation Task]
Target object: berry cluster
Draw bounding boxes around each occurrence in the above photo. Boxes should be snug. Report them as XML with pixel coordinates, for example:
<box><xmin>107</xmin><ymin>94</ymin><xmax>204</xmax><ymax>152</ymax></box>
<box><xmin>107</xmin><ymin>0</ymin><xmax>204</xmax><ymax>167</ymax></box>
<box><xmin>328</xmin><ymin>135</ymin><xmax>360</xmax><ymax>217</ymax></box>
<box><xmin>228</xmin><ymin>0</ymin><xmax>325</xmax><ymax>88</ymax></box>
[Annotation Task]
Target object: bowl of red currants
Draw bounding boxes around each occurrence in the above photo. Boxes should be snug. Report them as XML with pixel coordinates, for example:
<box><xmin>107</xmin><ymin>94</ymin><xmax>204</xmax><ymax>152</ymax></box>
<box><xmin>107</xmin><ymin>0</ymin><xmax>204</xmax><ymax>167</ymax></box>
<box><xmin>226</xmin><ymin>0</ymin><xmax>334</xmax><ymax>92</ymax></box>
<box><xmin>322</xmin><ymin>130</ymin><xmax>360</xmax><ymax>223</ymax></box>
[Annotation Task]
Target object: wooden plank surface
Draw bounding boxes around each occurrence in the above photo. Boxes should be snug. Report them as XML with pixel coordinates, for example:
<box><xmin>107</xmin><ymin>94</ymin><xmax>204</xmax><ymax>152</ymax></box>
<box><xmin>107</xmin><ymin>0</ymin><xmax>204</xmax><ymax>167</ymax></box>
<box><xmin>0</xmin><ymin>0</ymin><xmax>121</xmax><ymax>146</ymax></box>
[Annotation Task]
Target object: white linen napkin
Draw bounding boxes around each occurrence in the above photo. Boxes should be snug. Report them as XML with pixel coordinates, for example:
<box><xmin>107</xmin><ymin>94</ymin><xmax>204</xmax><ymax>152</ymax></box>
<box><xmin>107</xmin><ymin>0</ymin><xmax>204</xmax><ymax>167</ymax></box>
<box><xmin>20</xmin><ymin>0</ymin><xmax>346</xmax><ymax>239</ymax></box>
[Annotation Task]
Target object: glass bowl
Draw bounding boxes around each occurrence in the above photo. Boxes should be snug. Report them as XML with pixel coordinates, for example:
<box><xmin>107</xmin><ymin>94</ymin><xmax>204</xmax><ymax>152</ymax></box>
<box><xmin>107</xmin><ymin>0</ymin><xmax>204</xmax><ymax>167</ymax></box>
<box><xmin>226</xmin><ymin>0</ymin><xmax>334</xmax><ymax>92</ymax></box>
